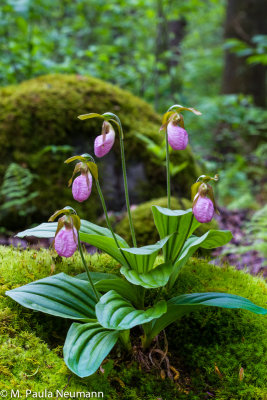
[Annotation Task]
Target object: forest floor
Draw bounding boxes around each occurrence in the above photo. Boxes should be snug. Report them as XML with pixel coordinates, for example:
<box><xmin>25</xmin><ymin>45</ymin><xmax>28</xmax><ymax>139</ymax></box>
<box><xmin>213</xmin><ymin>208</ymin><xmax>266</xmax><ymax>277</ymax></box>
<box><xmin>0</xmin><ymin>207</ymin><xmax>266</xmax><ymax>277</ymax></box>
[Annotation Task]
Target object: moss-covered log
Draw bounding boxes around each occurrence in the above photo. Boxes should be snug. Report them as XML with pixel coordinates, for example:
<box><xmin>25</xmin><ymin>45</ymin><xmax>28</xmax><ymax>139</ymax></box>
<box><xmin>0</xmin><ymin>246</ymin><xmax>266</xmax><ymax>399</ymax></box>
<box><xmin>0</xmin><ymin>74</ymin><xmax>200</xmax><ymax>230</ymax></box>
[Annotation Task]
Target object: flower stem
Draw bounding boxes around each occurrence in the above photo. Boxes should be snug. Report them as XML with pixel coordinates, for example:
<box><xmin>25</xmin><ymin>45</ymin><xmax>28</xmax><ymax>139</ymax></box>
<box><xmin>118</xmin><ymin>121</ymin><xmax>137</xmax><ymax>247</ymax></box>
<box><xmin>77</xmin><ymin>235</ymin><xmax>100</xmax><ymax>302</ymax></box>
<box><xmin>119</xmin><ymin>329</ymin><xmax>131</xmax><ymax>352</ymax></box>
<box><xmin>141</xmin><ymin>322</ymin><xmax>153</xmax><ymax>350</ymax></box>
<box><xmin>154</xmin><ymin>286</ymin><xmax>164</xmax><ymax>304</ymax></box>
<box><xmin>165</xmin><ymin>130</ymin><xmax>171</xmax><ymax>209</ymax></box>
<box><xmin>95</xmin><ymin>179</ymin><xmax>132</xmax><ymax>268</ymax></box>
<box><xmin>138</xmin><ymin>286</ymin><xmax>145</xmax><ymax>309</ymax></box>
<box><xmin>95</xmin><ymin>180</ymin><xmax>121</xmax><ymax>249</ymax></box>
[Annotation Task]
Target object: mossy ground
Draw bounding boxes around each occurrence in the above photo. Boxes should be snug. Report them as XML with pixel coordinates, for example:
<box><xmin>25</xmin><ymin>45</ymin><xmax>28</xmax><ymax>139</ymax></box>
<box><xmin>0</xmin><ymin>245</ymin><xmax>266</xmax><ymax>399</ymax></box>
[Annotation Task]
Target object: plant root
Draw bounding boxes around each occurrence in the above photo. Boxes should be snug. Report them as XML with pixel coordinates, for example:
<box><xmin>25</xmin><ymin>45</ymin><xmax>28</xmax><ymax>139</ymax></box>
<box><xmin>132</xmin><ymin>330</ymin><xmax>179</xmax><ymax>381</ymax></box>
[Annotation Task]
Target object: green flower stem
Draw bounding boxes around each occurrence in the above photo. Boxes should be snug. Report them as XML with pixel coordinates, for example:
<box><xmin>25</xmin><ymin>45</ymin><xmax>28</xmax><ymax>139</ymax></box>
<box><xmin>95</xmin><ymin>179</ymin><xmax>132</xmax><ymax>269</ymax></box>
<box><xmin>77</xmin><ymin>235</ymin><xmax>100</xmax><ymax>302</ymax></box>
<box><xmin>153</xmin><ymin>286</ymin><xmax>164</xmax><ymax>304</ymax></box>
<box><xmin>95</xmin><ymin>180</ymin><xmax>121</xmax><ymax>249</ymax></box>
<box><xmin>142</xmin><ymin>334</ymin><xmax>153</xmax><ymax>350</ymax></box>
<box><xmin>118</xmin><ymin>121</ymin><xmax>137</xmax><ymax>247</ymax></box>
<box><xmin>141</xmin><ymin>322</ymin><xmax>153</xmax><ymax>350</ymax></box>
<box><xmin>138</xmin><ymin>286</ymin><xmax>145</xmax><ymax>309</ymax></box>
<box><xmin>165</xmin><ymin>130</ymin><xmax>171</xmax><ymax>209</ymax></box>
<box><xmin>119</xmin><ymin>329</ymin><xmax>131</xmax><ymax>352</ymax></box>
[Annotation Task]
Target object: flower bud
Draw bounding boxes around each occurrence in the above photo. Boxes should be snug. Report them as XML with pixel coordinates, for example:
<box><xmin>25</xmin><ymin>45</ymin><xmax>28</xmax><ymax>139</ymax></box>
<box><xmin>55</xmin><ymin>226</ymin><xmax>78</xmax><ymax>257</ymax></box>
<box><xmin>193</xmin><ymin>196</ymin><xmax>214</xmax><ymax>223</ymax></box>
<box><xmin>72</xmin><ymin>172</ymin><xmax>92</xmax><ymax>203</ymax></box>
<box><xmin>167</xmin><ymin>121</ymin><xmax>188</xmax><ymax>150</ymax></box>
<box><xmin>94</xmin><ymin>121</ymin><xmax>115</xmax><ymax>158</ymax></box>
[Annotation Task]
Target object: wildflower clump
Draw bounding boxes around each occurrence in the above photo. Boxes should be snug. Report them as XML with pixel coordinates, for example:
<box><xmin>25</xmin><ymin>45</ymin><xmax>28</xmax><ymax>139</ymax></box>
<box><xmin>7</xmin><ymin>103</ymin><xmax>266</xmax><ymax>383</ymax></box>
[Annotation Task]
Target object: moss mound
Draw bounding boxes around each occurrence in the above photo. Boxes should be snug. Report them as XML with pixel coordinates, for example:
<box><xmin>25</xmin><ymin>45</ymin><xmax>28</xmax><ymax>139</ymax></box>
<box><xmin>0</xmin><ymin>74</ymin><xmax>200</xmax><ymax>230</ymax></box>
<box><xmin>0</xmin><ymin>245</ymin><xmax>266</xmax><ymax>399</ymax></box>
<box><xmin>115</xmin><ymin>196</ymin><xmax>218</xmax><ymax>246</ymax></box>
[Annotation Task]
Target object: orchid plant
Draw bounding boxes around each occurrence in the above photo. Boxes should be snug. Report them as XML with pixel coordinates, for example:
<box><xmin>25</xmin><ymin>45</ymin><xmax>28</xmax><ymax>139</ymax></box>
<box><xmin>6</xmin><ymin>105</ymin><xmax>266</xmax><ymax>379</ymax></box>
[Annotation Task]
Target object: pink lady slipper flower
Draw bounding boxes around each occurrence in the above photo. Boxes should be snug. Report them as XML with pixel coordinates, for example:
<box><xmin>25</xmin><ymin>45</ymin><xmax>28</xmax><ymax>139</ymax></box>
<box><xmin>167</xmin><ymin>119</ymin><xmax>188</xmax><ymax>150</ymax></box>
<box><xmin>55</xmin><ymin>226</ymin><xmax>78</xmax><ymax>257</ymax></box>
<box><xmin>192</xmin><ymin>179</ymin><xmax>218</xmax><ymax>223</ymax></box>
<box><xmin>193</xmin><ymin>194</ymin><xmax>214</xmax><ymax>223</ymax></box>
<box><xmin>50</xmin><ymin>213</ymin><xmax>80</xmax><ymax>258</ymax></box>
<box><xmin>67</xmin><ymin>161</ymin><xmax>93</xmax><ymax>203</ymax></box>
<box><xmin>94</xmin><ymin>121</ymin><xmax>115</xmax><ymax>158</ymax></box>
<box><xmin>72</xmin><ymin>172</ymin><xmax>92</xmax><ymax>203</ymax></box>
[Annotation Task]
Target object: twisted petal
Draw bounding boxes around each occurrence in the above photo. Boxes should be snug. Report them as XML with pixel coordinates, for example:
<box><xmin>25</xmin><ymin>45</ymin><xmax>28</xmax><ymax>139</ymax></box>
<box><xmin>94</xmin><ymin>131</ymin><xmax>115</xmax><ymax>158</ymax></box>
<box><xmin>72</xmin><ymin>173</ymin><xmax>92</xmax><ymax>203</ymax></box>
<box><xmin>55</xmin><ymin>227</ymin><xmax>78</xmax><ymax>258</ymax></box>
<box><xmin>193</xmin><ymin>196</ymin><xmax>214</xmax><ymax>223</ymax></box>
<box><xmin>167</xmin><ymin>122</ymin><xmax>188</xmax><ymax>150</ymax></box>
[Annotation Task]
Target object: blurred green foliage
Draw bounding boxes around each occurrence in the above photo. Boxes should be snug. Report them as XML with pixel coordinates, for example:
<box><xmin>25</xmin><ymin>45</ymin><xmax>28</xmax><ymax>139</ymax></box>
<box><xmin>225</xmin><ymin>35</ymin><xmax>267</xmax><ymax>66</ymax></box>
<box><xmin>187</xmin><ymin>95</ymin><xmax>267</xmax><ymax>208</ymax></box>
<box><xmin>177</xmin><ymin>0</ymin><xmax>225</xmax><ymax>103</ymax></box>
<box><xmin>0</xmin><ymin>0</ymin><xmax>225</xmax><ymax>111</ymax></box>
<box><xmin>0</xmin><ymin>0</ymin><xmax>266</xmax><ymax>210</ymax></box>
<box><xmin>0</xmin><ymin>163</ymin><xmax>38</xmax><ymax>228</ymax></box>
<box><xmin>136</xmin><ymin>133</ymin><xmax>188</xmax><ymax>177</ymax></box>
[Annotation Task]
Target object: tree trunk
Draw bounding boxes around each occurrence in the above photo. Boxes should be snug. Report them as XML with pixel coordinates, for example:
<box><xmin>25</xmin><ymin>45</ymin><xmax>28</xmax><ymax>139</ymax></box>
<box><xmin>222</xmin><ymin>0</ymin><xmax>267</xmax><ymax>107</ymax></box>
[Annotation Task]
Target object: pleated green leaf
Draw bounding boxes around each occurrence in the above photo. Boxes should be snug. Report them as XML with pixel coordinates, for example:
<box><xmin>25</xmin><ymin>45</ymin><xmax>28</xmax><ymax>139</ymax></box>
<box><xmin>96</xmin><ymin>290</ymin><xmax>167</xmax><ymax>330</ymax></box>
<box><xmin>16</xmin><ymin>221</ymin><xmax>58</xmax><ymax>238</ymax></box>
<box><xmin>152</xmin><ymin>206</ymin><xmax>200</xmax><ymax>262</ymax></box>
<box><xmin>76</xmin><ymin>272</ymin><xmax>141</xmax><ymax>307</ymax></box>
<box><xmin>64</xmin><ymin>321</ymin><xmax>120</xmax><ymax>377</ymax></box>
<box><xmin>149</xmin><ymin>292</ymin><xmax>267</xmax><ymax>339</ymax></box>
<box><xmin>120</xmin><ymin>261</ymin><xmax>173</xmax><ymax>289</ymax></box>
<box><xmin>94</xmin><ymin>278</ymin><xmax>140</xmax><ymax>307</ymax></box>
<box><xmin>81</xmin><ymin>220</ymin><xmax>129</xmax><ymax>247</ymax></box>
<box><xmin>120</xmin><ymin>235</ymin><xmax>173</xmax><ymax>273</ymax></box>
<box><xmin>6</xmin><ymin>273</ymin><xmax>97</xmax><ymax>321</ymax></box>
<box><xmin>80</xmin><ymin>220</ymin><xmax>129</xmax><ymax>264</ymax></box>
<box><xmin>75</xmin><ymin>271</ymin><xmax>118</xmax><ymax>282</ymax></box>
<box><xmin>79</xmin><ymin>233</ymin><xmax>127</xmax><ymax>264</ymax></box>
<box><xmin>169</xmin><ymin>230</ymin><xmax>233</xmax><ymax>287</ymax></box>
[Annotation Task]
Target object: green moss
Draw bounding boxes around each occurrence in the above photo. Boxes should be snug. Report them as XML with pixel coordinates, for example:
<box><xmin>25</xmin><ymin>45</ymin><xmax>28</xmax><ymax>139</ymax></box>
<box><xmin>168</xmin><ymin>259</ymin><xmax>267</xmax><ymax>400</ymax></box>
<box><xmin>0</xmin><ymin>74</ymin><xmax>200</xmax><ymax>230</ymax></box>
<box><xmin>115</xmin><ymin>196</ymin><xmax>218</xmax><ymax>246</ymax></box>
<box><xmin>0</xmin><ymin>246</ymin><xmax>266</xmax><ymax>399</ymax></box>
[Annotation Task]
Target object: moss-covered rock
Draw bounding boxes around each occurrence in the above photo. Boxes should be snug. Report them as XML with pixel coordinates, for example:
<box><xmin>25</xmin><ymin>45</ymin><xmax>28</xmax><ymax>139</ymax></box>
<box><xmin>0</xmin><ymin>246</ymin><xmax>266</xmax><ymax>399</ymax></box>
<box><xmin>0</xmin><ymin>74</ymin><xmax>200</xmax><ymax>230</ymax></box>
<box><xmin>115</xmin><ymin>196</ymin><xmax>218</xmax><ymax>246</ymax></box>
